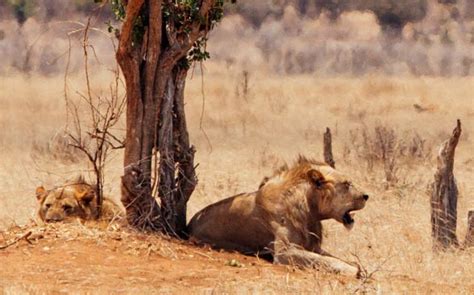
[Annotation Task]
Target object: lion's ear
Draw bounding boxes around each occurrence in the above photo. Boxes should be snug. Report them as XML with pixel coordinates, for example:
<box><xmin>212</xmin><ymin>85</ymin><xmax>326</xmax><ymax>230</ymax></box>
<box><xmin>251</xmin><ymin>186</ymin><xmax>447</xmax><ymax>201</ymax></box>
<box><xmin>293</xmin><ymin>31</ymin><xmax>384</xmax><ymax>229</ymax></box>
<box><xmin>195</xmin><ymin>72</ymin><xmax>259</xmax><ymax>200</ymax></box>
<box><xmin>75</xmin><ymin>190</ymin><xmax>95</xmax><ymax>205</ymax></box>
<box><xmin>36</xmin><ymin>186</ymin><xmax>46</xmax><ymax>201</ymax></box>
<box><xmin>307</xmin><ymin>169</ymin><xmax>327</xmax><ymax>188</ymax></box>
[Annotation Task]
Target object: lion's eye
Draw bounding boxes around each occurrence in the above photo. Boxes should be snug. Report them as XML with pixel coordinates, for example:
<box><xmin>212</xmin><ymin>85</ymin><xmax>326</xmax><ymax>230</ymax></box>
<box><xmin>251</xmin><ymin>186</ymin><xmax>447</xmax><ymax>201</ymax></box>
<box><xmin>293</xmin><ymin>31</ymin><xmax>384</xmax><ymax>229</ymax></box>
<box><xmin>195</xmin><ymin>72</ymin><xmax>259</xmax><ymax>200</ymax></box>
<box><xmin>45</xmin><ymin>203</ymin><xmax>52</xmax><ymax>209</ymax></box>
<box><xmin>343</xmin><ymin>181</ymin><xmax>352</xmax><ymax>189</ymax></box>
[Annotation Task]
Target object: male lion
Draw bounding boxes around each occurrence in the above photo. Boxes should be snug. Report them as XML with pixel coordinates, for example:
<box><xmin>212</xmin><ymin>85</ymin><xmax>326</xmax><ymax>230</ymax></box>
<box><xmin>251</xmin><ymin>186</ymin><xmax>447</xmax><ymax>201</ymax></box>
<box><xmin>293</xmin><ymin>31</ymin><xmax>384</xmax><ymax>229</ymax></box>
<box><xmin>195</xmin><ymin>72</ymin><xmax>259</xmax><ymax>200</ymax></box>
<box><xmin>35</xmin><ymin>176</ymin><xmax>123</xmax><ymax>223</ymax></box>
<box><xmin>188</xmin><ymin>156</ymin><xmax>369</xmax><ymax>276</ymax></box>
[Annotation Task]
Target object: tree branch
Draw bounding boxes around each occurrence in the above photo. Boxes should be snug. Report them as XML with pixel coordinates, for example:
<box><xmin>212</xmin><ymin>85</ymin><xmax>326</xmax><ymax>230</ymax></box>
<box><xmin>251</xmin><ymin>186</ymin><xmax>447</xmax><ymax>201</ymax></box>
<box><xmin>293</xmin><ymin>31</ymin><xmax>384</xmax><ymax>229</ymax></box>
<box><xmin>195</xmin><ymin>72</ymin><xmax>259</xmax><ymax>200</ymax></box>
<box><xmin>116</xmin><ymin>0</ymin><xmax>145</xmax><ymax>61</ymax></box>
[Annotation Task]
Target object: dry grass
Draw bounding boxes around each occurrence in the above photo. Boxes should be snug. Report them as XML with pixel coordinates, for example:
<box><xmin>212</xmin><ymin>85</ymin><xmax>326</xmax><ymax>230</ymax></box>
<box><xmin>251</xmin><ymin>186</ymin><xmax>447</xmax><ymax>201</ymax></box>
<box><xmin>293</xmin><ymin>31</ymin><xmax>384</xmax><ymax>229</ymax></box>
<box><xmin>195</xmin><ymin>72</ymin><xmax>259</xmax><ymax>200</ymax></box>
<box><xmin>0</xmin><ymin>63</ymin><xmax>473</xmax><ymax>292</ymax></box>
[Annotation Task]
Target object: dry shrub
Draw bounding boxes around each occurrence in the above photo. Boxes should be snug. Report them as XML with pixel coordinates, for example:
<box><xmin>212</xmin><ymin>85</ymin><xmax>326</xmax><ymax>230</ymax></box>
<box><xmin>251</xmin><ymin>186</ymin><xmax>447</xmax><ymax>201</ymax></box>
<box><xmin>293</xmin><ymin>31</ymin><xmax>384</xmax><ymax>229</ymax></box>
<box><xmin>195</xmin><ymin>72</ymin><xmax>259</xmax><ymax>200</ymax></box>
<box><xmin>348</xmin><ymin>125</ymin><xmax>432</xmax><ymax>188</ymax></box>
<box><xmin>374</xmin><ymin>126</ymin><xmax>399</xmax><ymax>186</ymax></box>
<box><xmin>400</xmin><ymin>131</ymin><xmax>432</xmax><ymax>160</ymax></box>
<box><xmin>210</xmin><ymin>1</ymin><xmax>474</xmax><ymax>76</ymax></box>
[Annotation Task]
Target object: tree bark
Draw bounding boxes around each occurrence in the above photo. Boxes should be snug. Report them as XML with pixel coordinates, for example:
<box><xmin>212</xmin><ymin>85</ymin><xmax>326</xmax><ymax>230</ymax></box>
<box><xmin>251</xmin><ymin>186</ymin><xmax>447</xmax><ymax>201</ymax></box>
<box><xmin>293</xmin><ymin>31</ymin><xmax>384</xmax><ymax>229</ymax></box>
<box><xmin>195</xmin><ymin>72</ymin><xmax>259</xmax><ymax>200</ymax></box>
<box><xmin>171</xmin><ymin>67</ymin><xmax>197</xmax><ymax>236</ymax></box>
<box><xmin>159</xmin><ymin>67</ymin><xmax>197</xmax><ymax>236</ymax></box>
<box><xmin>465</xmin><ymin>210</ymin><xmax>474</xmax><ymax>248</ymax></box>
<box><xmin>431</xmin><ymin>119</ymin><xmax>461</xmax><ymax>251</ymax></box>
<box><xmin>323</xmin><ymin>127</ymin><xmax>335</xmax><ymax>168</ymax></box>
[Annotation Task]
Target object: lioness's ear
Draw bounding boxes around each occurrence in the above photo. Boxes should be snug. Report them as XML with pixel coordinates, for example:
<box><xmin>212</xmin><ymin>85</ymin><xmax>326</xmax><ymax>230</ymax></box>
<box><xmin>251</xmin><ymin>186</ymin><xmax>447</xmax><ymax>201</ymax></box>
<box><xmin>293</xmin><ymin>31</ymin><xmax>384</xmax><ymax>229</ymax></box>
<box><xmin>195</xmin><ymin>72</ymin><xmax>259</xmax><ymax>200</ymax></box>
<box><xmin>75</xmin><ymin>190</ymin><xmax>95</xmax><ymax>204</ymax></box>
<box><xmin>307</xmin><ymin>169</ymin><xmax>326</xmax><ymax>188</ymax></box>
<box><xmin>36</xmin><ymin>186</ymin><xmax>46</xmax><ymax>201</ymax></box>
<box><xmin>259</xmin><ymin>176</ymin><xmax>270</xmax><ymax>189</ymax></box>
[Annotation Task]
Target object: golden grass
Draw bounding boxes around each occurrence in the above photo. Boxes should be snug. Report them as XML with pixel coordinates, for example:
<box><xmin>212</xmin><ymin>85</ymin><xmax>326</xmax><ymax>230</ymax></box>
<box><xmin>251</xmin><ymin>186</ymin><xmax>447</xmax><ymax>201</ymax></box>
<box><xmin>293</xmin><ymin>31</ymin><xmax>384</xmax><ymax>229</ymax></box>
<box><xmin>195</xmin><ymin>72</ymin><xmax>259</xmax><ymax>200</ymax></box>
<box><xmin>0</xmin><ymin>64</ymin><xmax>473</xmax><ymax>292</ymax></box>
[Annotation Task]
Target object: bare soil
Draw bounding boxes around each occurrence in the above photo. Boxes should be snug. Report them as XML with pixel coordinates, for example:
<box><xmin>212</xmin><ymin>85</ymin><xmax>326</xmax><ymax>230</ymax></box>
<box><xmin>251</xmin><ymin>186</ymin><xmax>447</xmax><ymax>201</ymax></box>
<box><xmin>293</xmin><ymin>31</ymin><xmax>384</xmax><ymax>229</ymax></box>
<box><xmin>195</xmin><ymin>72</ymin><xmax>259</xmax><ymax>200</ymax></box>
<box><xmin>1</xmin><ymin>223</ymin><xmax>473</xmax><ymax>294</ymax></box>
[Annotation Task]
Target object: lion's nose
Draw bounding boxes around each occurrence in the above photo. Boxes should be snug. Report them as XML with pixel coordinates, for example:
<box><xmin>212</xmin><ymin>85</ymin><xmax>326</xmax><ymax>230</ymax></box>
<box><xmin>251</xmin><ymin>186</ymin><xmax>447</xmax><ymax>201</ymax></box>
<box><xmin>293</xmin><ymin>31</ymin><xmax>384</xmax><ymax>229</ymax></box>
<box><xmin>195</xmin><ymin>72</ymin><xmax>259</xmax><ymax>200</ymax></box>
<box><xmin>362</xmin><ymin>194</ymin><xmax>369</xmax><ymax>201</ymax></box>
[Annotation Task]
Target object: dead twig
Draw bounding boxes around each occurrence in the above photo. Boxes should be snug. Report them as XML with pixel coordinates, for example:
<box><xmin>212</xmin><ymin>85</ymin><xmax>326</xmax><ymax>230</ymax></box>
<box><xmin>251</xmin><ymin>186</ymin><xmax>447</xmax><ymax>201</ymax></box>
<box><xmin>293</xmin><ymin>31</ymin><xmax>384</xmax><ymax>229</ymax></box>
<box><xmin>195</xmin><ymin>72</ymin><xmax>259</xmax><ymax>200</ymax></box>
<box><xmin>190</xmin><ymin>249</ymin><xmax>216</xmax><ymax>260</ymax></box>
<box><xmin>351</xmin><ymin>252</ymin><xmax>392</xmax><ymax>294</ymax></box>
<box><xmin>0</xmin><ymin>231</ymin><xmax>32</xmax><ymax>250</ymax></box>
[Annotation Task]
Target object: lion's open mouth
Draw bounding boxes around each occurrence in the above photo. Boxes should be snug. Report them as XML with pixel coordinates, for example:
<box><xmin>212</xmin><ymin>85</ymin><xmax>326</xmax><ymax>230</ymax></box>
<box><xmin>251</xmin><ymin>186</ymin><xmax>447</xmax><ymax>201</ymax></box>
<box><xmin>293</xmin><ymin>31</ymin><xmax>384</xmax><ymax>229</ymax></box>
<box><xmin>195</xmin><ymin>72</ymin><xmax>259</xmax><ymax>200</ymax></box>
<box><xmin>342</xmin><ymin>211</ymin><xmax>355</xmax><ymax>229</ymax></box>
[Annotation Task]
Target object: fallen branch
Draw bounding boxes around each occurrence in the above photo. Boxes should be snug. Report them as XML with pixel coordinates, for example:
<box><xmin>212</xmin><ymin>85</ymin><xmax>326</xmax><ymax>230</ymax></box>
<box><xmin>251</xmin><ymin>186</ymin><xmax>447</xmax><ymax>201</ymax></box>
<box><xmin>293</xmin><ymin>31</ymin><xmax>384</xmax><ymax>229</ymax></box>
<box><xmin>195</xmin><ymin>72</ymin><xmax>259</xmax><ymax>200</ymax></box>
<box><xmin>0</xmin><ymin>231</ymin><xmax>32</xmax><ymax>250</ymax></box>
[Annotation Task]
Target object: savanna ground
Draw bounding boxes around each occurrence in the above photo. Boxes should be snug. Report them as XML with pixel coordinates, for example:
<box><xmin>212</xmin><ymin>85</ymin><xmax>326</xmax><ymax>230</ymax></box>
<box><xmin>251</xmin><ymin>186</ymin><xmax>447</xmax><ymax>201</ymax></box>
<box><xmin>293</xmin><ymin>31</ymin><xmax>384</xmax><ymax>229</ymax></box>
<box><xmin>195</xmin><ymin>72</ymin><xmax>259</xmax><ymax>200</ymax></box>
<box><xmin>0</xmin><ymin>60</ymin><xmax>473</xmax><ymax>293</ymax></box>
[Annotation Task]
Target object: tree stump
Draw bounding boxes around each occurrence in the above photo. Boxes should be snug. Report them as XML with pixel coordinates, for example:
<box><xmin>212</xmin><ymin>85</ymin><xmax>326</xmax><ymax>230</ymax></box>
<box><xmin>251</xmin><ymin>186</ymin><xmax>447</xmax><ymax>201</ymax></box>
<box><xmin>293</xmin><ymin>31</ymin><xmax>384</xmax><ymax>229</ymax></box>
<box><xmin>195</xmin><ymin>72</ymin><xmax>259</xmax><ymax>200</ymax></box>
<box><xmin>431</xmin><ymin>119</ymin><xmax>461</xmax><ymax>251</ymax></box>
<box><xmin>324</xmin><ymin>127</ymin><xmax>335</xmax><ymax>168</ymax></box>
<box><xmin>465</xmin><ymin>210</ymin><xmax>474</xmax><ymax>247</ymax></box>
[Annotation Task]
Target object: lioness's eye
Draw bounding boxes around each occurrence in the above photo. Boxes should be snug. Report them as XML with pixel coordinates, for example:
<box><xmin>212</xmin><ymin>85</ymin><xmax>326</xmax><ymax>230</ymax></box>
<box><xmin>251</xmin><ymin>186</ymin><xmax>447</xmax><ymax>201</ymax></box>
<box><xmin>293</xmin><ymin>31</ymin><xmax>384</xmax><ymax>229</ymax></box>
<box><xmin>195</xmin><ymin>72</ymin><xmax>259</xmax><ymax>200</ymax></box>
<box><xmin>45</xmin><ymin>203</ymin><xmax>52</xmax><ymax>209</ymax></box>
<box><xmin>63</xmin><ymin>204</ymin><xmax>73</xmax><ymax>212</ymax></box>
<box><xmin>343</xmin><ymin>181</ymin><xmax>351</xmax><ymax>189</ymax></box>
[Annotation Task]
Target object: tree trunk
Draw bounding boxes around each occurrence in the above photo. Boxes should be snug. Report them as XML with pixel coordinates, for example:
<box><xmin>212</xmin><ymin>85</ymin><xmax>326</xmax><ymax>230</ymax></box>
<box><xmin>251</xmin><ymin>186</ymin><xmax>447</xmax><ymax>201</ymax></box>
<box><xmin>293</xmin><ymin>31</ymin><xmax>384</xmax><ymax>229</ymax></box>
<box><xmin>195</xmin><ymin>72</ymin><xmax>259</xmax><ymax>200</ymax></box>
<box><xmin>323</xmin><ymin>127</ymin><xmax>335</xmax><ymax>168</ymax></box>
<box><xmin>465</xmin><ymin>210</ymin><xmax>474</xmax><ymax>248</ymax></box>
<box><xmin>118</xmin><ymin>0</ymin><xmax>163</xmax><ymax>230</ymax></box>
<box><xmin>159</xmin><ymin>67</ymin><xmax>197</xmax><ymax>236</ymax></box>
<box><xmin>431</xmin><ymin>119</ymin><xmax>461</xmax><ymax>251</ymax></box>
<box><xmin>116</xmin><ymin>0</ymin><xmax>216</xmax><ymax>235</ymax></box>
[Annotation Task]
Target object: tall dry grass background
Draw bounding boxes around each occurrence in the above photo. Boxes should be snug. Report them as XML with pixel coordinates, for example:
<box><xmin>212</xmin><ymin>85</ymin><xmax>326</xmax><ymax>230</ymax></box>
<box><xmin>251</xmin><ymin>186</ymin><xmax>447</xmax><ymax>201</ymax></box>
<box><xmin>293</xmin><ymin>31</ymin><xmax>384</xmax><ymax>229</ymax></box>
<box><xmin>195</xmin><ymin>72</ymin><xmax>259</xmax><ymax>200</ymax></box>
<box><xmin>0</xmin><ymin>0</ymin><xmax>473</xmax><ymax>292</ymax></box>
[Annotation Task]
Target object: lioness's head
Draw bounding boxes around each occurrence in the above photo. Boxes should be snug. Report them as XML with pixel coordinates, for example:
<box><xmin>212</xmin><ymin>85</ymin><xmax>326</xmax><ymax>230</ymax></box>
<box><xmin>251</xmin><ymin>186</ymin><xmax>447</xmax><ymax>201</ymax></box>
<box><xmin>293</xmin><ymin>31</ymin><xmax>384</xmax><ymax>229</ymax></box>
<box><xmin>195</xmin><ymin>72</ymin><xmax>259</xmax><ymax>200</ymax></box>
<box><xmin>307</xmin><ymin>165</ymin><xmax>368</xmax><ymax>230</ymax></box>
<box><xmin>35</xmin><ymin>181</ymin><xmax>98</xmax><ymax>223</ymax></box>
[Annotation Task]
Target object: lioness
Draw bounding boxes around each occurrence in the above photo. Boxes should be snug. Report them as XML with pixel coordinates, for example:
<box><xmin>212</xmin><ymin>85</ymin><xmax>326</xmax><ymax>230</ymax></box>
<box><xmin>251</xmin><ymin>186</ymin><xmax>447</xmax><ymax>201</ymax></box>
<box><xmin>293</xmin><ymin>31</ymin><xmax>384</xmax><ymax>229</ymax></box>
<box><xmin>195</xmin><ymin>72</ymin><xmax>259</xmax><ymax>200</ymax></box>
<box><xmin>35</xmin><ymin>176</ymin><xmax>123</xmax><ymax>223</ymax></box>
<box><xmin>188</xmin><ymin>156</ymin><xmax>368</xmax><ymax>276</ymax></box>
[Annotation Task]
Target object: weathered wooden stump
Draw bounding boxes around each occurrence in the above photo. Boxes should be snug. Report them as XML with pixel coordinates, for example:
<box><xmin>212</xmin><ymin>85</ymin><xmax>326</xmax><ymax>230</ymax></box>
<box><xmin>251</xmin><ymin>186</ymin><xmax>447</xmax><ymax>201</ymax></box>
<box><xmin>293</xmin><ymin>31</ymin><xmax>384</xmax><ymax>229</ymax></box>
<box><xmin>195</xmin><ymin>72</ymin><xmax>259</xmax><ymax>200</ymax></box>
<box><xmin>430</xmin><ymin>119</ymin><xmax>461</xmax><ymax>251</ymax></box>
<box><xmin>324</xmin><ymin>127</ymin><xmax>335</xmax><ymax>168</ymax></box>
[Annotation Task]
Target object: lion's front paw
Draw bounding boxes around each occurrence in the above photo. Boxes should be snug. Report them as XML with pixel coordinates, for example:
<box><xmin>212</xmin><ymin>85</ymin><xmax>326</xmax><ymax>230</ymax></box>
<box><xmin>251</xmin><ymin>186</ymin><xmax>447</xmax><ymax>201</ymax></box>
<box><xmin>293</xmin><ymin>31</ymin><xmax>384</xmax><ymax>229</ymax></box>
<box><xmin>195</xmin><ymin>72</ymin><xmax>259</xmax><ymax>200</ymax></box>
<box><xmin>343</xmin><ymin>264</ymin><xmax>360</xmax><ymax>277</ymax></box>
